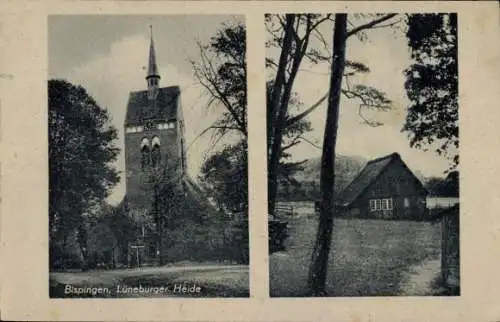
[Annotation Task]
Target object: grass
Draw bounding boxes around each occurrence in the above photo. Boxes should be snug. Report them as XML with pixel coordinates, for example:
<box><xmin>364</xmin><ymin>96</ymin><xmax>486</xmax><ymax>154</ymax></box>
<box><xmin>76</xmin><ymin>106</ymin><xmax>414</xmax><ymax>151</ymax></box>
<box><xmin>50</xmin><ymin>263</ymin><xmax>249</xmax><ymax>298</ymax></box>
<box><xmin>269</xmin><ymin>215</ymin><xmax>441</xmax><ymax>297</ymax></box>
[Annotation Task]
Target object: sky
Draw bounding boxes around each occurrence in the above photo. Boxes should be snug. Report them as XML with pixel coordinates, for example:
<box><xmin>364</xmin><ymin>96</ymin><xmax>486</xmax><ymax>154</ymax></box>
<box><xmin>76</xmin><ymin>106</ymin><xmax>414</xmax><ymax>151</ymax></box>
<box><xmin>48</xmin><ymin>14</ymin><xmax>455</xmax><ymax>205</ymax></box>
<box><xmin>266</xmin><ymin>15</ymin><xmax>454</xmax><ymax>180</ymax></box>
<box><xmin>48</xmin><ymin>15</ymin><xmax>244</xmax><ymax>205</ymax></box>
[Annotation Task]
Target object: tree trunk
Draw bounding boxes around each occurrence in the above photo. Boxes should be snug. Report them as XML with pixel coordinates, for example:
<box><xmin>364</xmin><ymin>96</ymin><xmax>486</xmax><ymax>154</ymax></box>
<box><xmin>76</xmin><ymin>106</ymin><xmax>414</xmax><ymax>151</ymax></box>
<box><xmin>267</xmin><ymin>14</ymin><xmax>295</xmax><ymax>217</ymax></box>
<box><xmin>155</xmin><ymin>185</ymin><xmax>166</xmax><ymax>266</ymax></box>
<box><xmin>308</xmin><ymin>13</ymin><xmax>348</xmax><ymax>296</ymax></box>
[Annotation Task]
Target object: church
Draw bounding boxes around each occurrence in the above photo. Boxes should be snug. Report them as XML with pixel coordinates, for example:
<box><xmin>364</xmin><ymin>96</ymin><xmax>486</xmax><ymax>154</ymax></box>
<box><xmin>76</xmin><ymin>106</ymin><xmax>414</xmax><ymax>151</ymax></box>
<box><xmin>119</xmin><ymin>27</ymin><xmax>223</xmax><ymax>266</ymax></box>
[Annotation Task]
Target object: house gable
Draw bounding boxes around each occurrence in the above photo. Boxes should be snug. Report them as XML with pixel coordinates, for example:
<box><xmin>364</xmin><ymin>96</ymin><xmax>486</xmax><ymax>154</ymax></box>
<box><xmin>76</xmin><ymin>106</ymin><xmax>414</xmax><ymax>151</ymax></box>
<box><xmin>338</xmin><ymin>153</ymin><xmax>427</xmax><ymax>208</ymax></box>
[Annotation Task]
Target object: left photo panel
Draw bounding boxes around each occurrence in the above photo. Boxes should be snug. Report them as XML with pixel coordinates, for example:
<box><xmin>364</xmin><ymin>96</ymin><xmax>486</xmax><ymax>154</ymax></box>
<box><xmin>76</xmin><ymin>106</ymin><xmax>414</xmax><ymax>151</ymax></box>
<box><xmin>48</xmin><ymin>15</ymin><xmax>249</xmax><ymax>298</ymax></box>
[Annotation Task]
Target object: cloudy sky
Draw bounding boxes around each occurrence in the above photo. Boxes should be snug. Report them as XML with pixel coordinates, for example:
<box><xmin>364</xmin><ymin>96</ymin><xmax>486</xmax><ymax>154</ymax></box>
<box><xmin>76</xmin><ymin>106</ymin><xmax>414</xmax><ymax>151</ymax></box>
<box><xmin>266</xmin><ymin>15</ymin><xmax>454</xmax><ymax>180</ymax></box>
<box><xmin>49</xmin><ymin>15</ymin><xmax>244</xmax><ymax>205</ymax></box>
<box><xmin>49</xmin><ymin>14</ymin><xmax>455</xmax><ymax>205</ymax></box>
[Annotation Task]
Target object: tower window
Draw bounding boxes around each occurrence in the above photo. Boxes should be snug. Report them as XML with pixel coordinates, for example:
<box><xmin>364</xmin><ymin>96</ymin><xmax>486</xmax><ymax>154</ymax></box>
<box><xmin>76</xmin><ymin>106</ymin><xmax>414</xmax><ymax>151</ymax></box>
<box><xmin>140</xmin><ymin>137</ymin><xmax>150</xmax><ymax>149</ymax></box>
<box><xmin>140</xmin><ymin>138</ymin><xmax>151</xmax><ymax>170</ymax></box>
<box><xmin>152</xmin><ymin>136</ymin><xmax>160</xmax><ymax>147</ymax></box>
<box><xmin>151</xmin><ymin>136</ymin><xmax>161</xmax><ymax>167</ymax></box>
<box><xmin>141</xmin><ymin>146</ymin><xmax>150</xmax><ymax>169</ymax></box>
<box><xmin>151</xmin><ymin>146</ymin><xmax>161</xmax><ymax>168</ymax></box>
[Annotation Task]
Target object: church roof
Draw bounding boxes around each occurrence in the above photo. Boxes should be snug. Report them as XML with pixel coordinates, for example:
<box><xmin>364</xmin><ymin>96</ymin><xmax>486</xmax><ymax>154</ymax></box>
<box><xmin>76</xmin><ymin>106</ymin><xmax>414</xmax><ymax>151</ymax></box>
<box><xmin>125</xmin><ymin>86</ymin><xmax>180</xmax><ymax>125</ymax></box>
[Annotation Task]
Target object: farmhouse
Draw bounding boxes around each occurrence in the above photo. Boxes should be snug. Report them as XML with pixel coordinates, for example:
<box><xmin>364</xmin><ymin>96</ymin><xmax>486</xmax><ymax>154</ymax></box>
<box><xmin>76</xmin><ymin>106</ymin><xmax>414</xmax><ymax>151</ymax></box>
<box><xmin>337</xmin><ymin>152</ymin><xmax>428</xmax><ymax>220</ymax></box>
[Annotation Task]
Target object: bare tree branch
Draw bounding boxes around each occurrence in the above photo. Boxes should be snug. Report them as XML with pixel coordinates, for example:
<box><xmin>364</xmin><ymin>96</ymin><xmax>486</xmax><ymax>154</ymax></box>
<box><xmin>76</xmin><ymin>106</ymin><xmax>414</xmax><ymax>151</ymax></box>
<box><xmin>285</xmin><ymin>92</ymin><xmax>328</xmax><ymax>128</ymax></box>
<box><xmin>194</xmin><ymin>42</ymin><xmax>247</xmax><ymax>136</ymax></box>
<box><xmin>298</xmin><ymin>135</ymin><xmax>322</xmax><ymax>150</ymax></box>
<box><xmin>186</xmin><ymin>125</ymin><xmax>241</xmax><ymax>153</ymax></box>
<box><xmin>346</xmin><ymin>14</ymin><xmax>398</xmax><ymax>39</ymax></box>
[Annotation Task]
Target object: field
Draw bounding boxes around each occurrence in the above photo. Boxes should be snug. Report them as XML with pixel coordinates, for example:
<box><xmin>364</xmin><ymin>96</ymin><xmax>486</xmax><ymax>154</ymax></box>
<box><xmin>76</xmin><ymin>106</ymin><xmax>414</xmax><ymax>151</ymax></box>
<box><xmin>269</xmin><ymin>208</ymin><xmax>442</xmax><ymax>297</ymax></box>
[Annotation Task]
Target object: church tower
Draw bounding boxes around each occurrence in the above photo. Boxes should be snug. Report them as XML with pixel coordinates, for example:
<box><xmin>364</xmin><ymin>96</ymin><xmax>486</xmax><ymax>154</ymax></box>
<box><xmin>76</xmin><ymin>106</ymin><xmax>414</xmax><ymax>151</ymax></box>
<box><xmin>124</xmin><ymin>26</ymin><xmax>187</xmax><ymax>211</ymax></box>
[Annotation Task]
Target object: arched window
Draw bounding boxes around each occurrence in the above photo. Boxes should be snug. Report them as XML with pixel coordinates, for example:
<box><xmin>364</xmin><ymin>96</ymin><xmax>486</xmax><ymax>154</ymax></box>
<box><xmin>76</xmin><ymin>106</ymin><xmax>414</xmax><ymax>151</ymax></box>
<box><xmin>152</xmin><ymin>136</ymin><xmax>160</xmax><ymax>147</ymax></box>
<box><xmin>140</xmin><ymin>138</ymin><xmax>150</xmax><ymax>148</ymax></box>
<box><xmin>140</xmin><ymin>138</ymin><xmax>150</xmax><ymax>170</ymax></box>
<box><xmin>151</xmin><ymin>136</ymin><xmax>161</xmax><ymax>167</ymax></box>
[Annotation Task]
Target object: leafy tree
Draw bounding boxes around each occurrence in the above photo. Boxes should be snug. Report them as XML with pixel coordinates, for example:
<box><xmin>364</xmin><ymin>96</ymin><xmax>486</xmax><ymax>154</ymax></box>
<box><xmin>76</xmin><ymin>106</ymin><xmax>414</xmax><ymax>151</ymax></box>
<box><xmin>141</xmin><ymin>161</ymin><xmax>185</xmax><ymax>265</ymax></box>
<box><xmin>191</xmin><ymin>21</ymin><xmax>249</xmax><ymax>215</ymax></box>
<box><xmin>266</xmin><ymin>81</ymin><xmax>314</xmax><ymax>188</ymax></box>
<box><xmin>198</xmin><ymin>139</ymin><xmax>248</xmax><ymax>216</ymax></box>
<box><xmin>191</xmin><ymin>21</ymin><xmax>247</xmax><ymax>140</ymax></box>
<box><xmin>403</xmin><ymin>13</ymin><xmax>458</xmax><ymax>169</ymax></box>
<box><xmin>48</xmin><ymin>79</ymin><xmax>120</xmax><ymax>266</ymax></box>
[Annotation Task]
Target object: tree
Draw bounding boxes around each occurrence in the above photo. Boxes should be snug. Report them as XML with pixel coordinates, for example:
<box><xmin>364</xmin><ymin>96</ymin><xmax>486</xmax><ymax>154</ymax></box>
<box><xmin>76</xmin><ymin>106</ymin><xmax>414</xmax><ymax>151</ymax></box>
<box><xmin>265</xmin><ymin>14</ymin><xmax>395</xmax><ymax>218</ymax></box>
<box><xmin>48</xmin><ymin>79</ymin><xmax>120</xmax><ymax>267</ymax></box>
<box><xmin>142</xmin><ymin>161</ymin><xmax>185</xmax><ymax>265</ymax></box>
<box><xmin>265</xmin><ymin>13</ymin><xmax>401</xmax><ymax>295</ymax></box>
<box><xmin>308</xmin><ymin>13</ymin><xmax>402</xmax><ymax>296</ymax></box>
<box><xmin>191</xmin><ymin>21</ymin><xmax>247</xmax><ymax>141</ymax></box>
<box><xmin>308</xmin><ymin>14</ymin><xmax>348</xmax><ymax>295</ymax></box>
<box><xmin>403</xmin><ymin>13</ymin><xmax>458</xmax><ymax>169</ymax></box>
<box><xmin>198</xmin><ymin>139</ymin><xmax>248</xmax><ymax>216</ymax></box>
<box><xmin>266</xmin><ymin>81</ymin><xmax>314</xmax><ymax>189</ymax></box>
<box><xmin>191</xmin><ymin>21</ymin><xmax>249</xmax><ymax>218</ymax></box>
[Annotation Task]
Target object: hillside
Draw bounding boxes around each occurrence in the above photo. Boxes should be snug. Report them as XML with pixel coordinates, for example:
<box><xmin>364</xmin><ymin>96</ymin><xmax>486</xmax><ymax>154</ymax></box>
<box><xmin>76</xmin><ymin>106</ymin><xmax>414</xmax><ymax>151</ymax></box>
<box><xmin>277</xmin><ymin>155</ymin><xmax>366</xmax><ymax>201</ymax></box>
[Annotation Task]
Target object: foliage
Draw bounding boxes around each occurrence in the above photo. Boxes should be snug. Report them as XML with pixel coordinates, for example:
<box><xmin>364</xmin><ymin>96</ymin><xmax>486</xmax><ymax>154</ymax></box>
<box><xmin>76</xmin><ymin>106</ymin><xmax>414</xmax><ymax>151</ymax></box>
<box><xmin>198</xmin><ymin>139</ymin><xmax>248</xmax><ymax>216</ymax></box>
<box><xmin>403</xmin><ymin>13</ymin><xmax>459</xmax><ymax>169</ymax></box>
<box><xmin>48</xmin><ymin>79</ymin><xmax>120</xmax><ymax>255</ymax></box>
<box><xmin>190</xmin><ymin>22</ymin><xmax>249</xmax><ymax>263</ymax></box>
<box><xmin>265</xmin><ymin>14</ymin><xmax>395</xmax><ymax>217</ymax></box>
<box><xmin>266</xmin><ymin>81</ymin><xmax>313</xmax><ymax>185</ymax></box>
<box><xmin>425</xmin><ymin>170</ymin><xmax>459</xmax><ymax>197</ymax></box>
<box><xmin>191</xmin><ymin>21</ymin><xmax>247</xmax><ymax>140</ymax></box>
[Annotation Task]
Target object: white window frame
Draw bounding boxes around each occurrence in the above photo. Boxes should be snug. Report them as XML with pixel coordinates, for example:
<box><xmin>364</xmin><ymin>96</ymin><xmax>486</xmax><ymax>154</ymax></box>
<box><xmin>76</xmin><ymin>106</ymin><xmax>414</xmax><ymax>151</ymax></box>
<box><xmin>382</xmin><ymin>199</ymin><xmax>389</xmax><ymax>210</ymax></box>
<box><xmin>370</xmin><ymin>198</ymin><xmax>393</xmax><ymax>212</ymax></box>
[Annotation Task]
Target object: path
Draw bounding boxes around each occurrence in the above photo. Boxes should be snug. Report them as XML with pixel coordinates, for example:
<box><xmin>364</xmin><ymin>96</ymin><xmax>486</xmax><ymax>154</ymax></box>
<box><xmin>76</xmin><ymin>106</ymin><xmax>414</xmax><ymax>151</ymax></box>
<box><xmin>50</xmin><ymin>264</ymin><xmax>249</xmax><ymax>298</ymax></box>
<box><xmin>398</xmin><ymin>259</ymin><xmax>444</xmax><ymax>296</ymax></box>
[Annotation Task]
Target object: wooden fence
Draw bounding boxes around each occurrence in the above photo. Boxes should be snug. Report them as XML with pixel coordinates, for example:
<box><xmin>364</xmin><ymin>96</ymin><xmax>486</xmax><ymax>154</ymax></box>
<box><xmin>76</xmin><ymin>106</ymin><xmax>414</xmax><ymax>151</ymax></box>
<box><xmin>275</xmin><ymin>204</ymin><xmax>294</xmax><ymax>217</ymax></box>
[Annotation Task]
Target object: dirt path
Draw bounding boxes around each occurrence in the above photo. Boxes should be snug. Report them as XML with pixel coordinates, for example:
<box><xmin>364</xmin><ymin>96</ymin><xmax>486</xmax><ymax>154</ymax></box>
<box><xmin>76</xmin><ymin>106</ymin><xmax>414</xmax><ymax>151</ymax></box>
<box><xmin>399</xmin><ymin>259</ymin><xmax>443</xmax><ymax>296</ymax></box>
<box><xmin>50</xmin><ymin>264</ymin><xmax>249</xmax><ymax>297</ymax></box>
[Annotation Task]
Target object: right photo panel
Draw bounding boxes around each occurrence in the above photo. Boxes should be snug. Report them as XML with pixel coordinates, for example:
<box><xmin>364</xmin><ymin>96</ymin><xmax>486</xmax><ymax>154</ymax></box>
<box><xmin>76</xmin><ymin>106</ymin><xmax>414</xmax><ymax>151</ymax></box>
<box><xmin>266</xmin><ymin>13</ymin><xmax>459</xmax><ymax>297</ymax></box>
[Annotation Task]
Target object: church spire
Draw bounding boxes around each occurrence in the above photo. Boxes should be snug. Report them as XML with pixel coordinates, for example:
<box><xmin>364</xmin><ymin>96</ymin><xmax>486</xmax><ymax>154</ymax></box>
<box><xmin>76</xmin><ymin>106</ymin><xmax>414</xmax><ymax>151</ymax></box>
<box><xmin>146</xmin><ymin>25</ymin><xmax>160</xmax><ymax>100</ymax></box>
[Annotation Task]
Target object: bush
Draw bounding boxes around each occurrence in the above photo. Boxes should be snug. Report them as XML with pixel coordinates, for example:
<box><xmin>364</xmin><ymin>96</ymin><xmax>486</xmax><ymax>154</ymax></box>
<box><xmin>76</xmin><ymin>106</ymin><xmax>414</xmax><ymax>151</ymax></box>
<box><xmin>269</xmin><ymin>219</ymin><xmax>289</xmax><ymax>253</ymax></box>
<box><xmin>50</xmin><ymin>244</ymin><xmax>82</xmax><ymax>270</ymax></box>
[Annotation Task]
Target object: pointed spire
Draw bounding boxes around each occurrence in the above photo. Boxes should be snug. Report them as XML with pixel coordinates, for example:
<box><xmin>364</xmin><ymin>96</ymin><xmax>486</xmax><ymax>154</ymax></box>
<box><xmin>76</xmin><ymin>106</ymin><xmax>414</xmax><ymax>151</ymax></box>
<box><xmin>146</xmin><ymin>25</ymin><xmax>160</xmax><ymax>100</ymax></box>
<box><xmin>147</xmin><ymin>25</ymin><xmax>160</xmax><ymax>79</ymax></box>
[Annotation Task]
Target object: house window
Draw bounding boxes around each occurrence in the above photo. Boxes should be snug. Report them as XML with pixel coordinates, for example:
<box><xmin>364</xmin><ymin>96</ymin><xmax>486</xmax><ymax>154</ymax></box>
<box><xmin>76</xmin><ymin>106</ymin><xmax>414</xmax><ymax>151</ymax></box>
<box><xmin>382</xmin><ymin>199</ymin><xmax>389</xmax><ymax>210</ymax></box>
<box><xmin>370</xmin><ymin>198</ymin><xmax>393</xmax><ymax>212</ymax></box>
<box><xmin>404</xmin><ymin>197</ymin><xmax>410</xmax><ymax>208</ymax></box>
